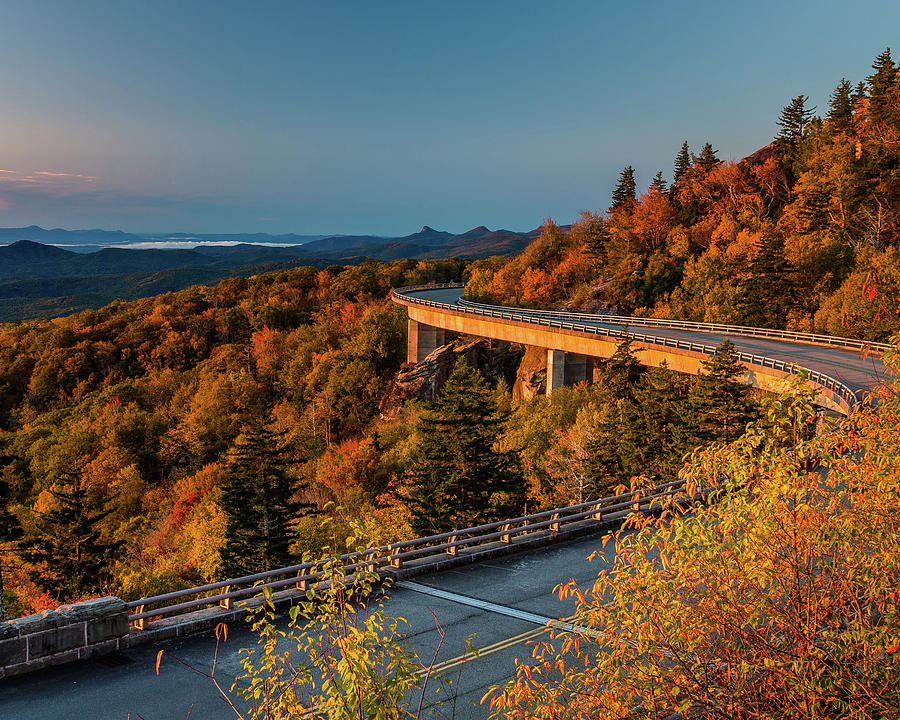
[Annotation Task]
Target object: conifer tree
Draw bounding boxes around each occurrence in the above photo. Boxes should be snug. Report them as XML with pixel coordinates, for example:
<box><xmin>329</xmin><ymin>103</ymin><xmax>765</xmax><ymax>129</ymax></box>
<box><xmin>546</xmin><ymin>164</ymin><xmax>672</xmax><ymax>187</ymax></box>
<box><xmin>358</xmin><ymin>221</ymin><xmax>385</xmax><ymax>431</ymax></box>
<box><xmin>23</xmin><ymin>470</ymin><xmax>122</xmax><ymax>599</ymax></box>
<box><xmin>573</xmin><ymin>212</ymin><xmax>611</xmax><ymax>262</ymax></box>
<box><xmin>695</xmin><ymin>142</ymin><xmax>720</xmax><ymax>172</ymax></box>
<box><xmin>827</xmin><ymin>78</ymin><xmax>854</xmax><ymax>132</ymax></box>
<box><xmin>619</xmin><ymin>363</ymin><xmax>700</xmax><ymax>482</ymax></box>
<box><xmin>583</xmin><ymin>395</ymin><xmax>627</xmax><ymax>495</ymax></box>
<box><xmin>584</xmin><ymin>334</ymin><xmax>646</xmax><ymax>493</ymax></box>
<box><xmin>776</xmin><ymin>95</ymin><xmax>816</xmax><ymax>151</ymax></box>
<box><xmin>867</xmin><ymin>47</ymin><xmax>898</xmax><ymax>125</ymax></box>
<box><xmin>692</xmin><ymin>340</ymin><xmax>758</xmax><ymax>442</ymax></box>
<box><xmin>673</xmin><ymin>141</ymin><xmax>691</xmax><ymax>183</ymax></box>
<box><xmin>649</xmin><ymin>171</ymin><xmax>667</xmax><ymax>194</ymax></box>
<box><xmin>402</xmin><ymin>360</ymin><xmax>522</xmax><ymax>535</ymax></box>
<box><xmin>603</xmin><ymin>331</ymin><xmax>644</xmax><ymax>401</ymax></box>
<box><xmin>610</xmin><ymin>166</ymin><xmax>637</xmax><ymax>211</ymax></box>
<box><xmin>220</xmin><ymin>420</ymin><xmax>312</xmax><ymax>577</ymax></box>
<box><xmin>735</xmin><ymin>229</ymin><xmax>797</xmax><ymax>329</ymax></box>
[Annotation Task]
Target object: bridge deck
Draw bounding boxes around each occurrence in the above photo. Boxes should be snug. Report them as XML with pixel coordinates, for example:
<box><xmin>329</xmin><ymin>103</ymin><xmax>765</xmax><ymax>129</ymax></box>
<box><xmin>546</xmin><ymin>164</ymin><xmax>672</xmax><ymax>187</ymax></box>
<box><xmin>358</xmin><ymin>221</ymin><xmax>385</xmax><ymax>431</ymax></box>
<box><xmin>404</xmin><ymin>287</ymin><xmax>887</xmax><ymax>400</ymax></box>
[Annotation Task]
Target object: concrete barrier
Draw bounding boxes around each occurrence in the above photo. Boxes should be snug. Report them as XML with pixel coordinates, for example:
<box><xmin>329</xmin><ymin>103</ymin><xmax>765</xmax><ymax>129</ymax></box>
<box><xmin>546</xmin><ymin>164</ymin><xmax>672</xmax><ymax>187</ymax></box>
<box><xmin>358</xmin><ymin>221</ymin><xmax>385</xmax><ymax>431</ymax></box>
<box><xmin>0</xmin><ymin>597</ymin><xmax>130</xmax><ymax>679</ymax></box>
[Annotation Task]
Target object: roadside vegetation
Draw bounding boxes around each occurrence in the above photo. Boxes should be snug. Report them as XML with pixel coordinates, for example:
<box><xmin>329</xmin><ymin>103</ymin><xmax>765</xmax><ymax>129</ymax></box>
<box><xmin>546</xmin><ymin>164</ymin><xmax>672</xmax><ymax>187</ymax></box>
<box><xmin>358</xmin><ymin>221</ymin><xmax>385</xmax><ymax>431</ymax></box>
<box><xmin>487</xmin><ymin>349</ymin><xmax>900</xmax><ymax>719</ymax></box>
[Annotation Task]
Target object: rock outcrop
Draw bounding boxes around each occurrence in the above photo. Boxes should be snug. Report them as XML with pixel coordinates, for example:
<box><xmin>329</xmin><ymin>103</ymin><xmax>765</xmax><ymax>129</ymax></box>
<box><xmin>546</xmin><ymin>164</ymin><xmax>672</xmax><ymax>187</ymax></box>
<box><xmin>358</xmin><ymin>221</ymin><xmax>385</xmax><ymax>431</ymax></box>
<box><xmin>379</xmin><ymin>339</ymin><xmax>515</xmax><ymax>416</ymax></box>
<box><xmin>512</xmin><ymin>345</ymin><xmax>547</xmax><ymax>401</ymax></box>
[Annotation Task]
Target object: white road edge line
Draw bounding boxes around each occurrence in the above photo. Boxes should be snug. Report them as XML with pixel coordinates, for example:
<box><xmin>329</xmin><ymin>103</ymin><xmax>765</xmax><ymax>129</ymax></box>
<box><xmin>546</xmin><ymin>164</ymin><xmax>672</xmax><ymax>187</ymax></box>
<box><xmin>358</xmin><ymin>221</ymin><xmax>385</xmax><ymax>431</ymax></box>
<box><xmin>395</xmin><ymin>580</ymin><xmax>600</xmax><ymax>639</ymax></box>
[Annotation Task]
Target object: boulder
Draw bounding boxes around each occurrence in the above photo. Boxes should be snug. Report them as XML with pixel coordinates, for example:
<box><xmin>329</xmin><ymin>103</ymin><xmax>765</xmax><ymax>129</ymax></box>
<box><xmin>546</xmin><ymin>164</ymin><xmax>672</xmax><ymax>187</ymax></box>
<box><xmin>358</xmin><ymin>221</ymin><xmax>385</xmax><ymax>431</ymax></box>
<box><xmin>380</xmin><ymin>339</ymin><xmax>514</xmax><ymax>416</ymax></box>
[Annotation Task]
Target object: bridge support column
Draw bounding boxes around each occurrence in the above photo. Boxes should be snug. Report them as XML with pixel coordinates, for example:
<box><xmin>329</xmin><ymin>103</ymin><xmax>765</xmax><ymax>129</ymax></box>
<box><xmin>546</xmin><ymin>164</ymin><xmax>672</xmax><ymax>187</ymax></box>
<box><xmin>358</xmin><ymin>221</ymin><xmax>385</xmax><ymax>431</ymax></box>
<box><xmin>547</xmin><ymin>350</ymin><xmax>591</xmax><ymax>395</ymax></box>
<box><xmin>407</xmin><ymin>319</ymin><xmax>445</xmax><ymax>364</ymax></box>
<box><xmin>547</xmin><ymin>350</ymin><xmax>565</xmax><ymax>395</ymax></box>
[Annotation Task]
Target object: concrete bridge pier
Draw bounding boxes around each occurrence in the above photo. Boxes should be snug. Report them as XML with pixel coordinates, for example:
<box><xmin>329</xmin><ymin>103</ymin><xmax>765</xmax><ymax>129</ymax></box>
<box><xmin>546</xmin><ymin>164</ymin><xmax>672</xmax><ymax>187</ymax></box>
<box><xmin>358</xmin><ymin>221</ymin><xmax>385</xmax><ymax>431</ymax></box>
<box><xmin>407</xmin><ymin>319</ymin><xmax>445</xmax><ymax>364</ymax></box>
<box><xmin>546</xmin><ymin>350</ymin><xmax>591</xmax><ymax>395</ymax></box>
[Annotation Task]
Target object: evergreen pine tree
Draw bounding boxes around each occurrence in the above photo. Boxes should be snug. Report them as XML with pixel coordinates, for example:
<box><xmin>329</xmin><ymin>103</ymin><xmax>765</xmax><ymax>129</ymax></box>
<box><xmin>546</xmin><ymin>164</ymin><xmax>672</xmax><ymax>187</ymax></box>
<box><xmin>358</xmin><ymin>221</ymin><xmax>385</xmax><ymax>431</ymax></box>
<box><xmin>619</xmin><ymin>363</ymin><xmax>700</xmax><ymax>483</ymax></box>
<box><xmin>23</xmin><ymin>470</ymin><xmax>122</xmax><ymax>599</ymax></box>
<box><xmin>649</xmin><ymin>171</ymin><xmax>668</xmax><ymax>194</ymax></box>
<box><xmin>583</xmin><ymin>334</ymin><xmax>646</xmax><ymax>493</ymax></box>
<box><xmin>827</xmin><ymin>78</ymin><xmax>854</xmax><ymax>132</ymax></box>
<box><xmin>776</xmin><ymin>95</ymin><xmax>816</xmax><ymax>150</ymax></box>
<box><xmin>603</xmin><ymin>331</ymin><xmax>644</xmax><ymax>400</ymax></box>
<box><xmin>673</xmin><ymin>141</ymin><xmax>692</xmax><ymax>183</ymax></box>
<box><xmin>582</xmin><ymin>394</ymin><xmax>627</xmax><ymax>496</ymax></box>
<box><xmin>735</xmin><ymin>229</ymin><xmax>797</xmax><ymax>329</ymax></box>
<box><xmin>852</xmin><ymin>81</ymin><xmax>867</xmax><ymax>106</ymax></box>
<box><xmin>577</xmin><ymin>213</ymin><xmax>611</xmax><ymax>262</ymax></box>
<box><xmin>610</xmin><ymin>166</ymin><xmax>637</xmax><ymax>211</ymax></box>
<box><xmin>692</xmin><ymin>340</ymin><xmax>758</xmax><ymax>442</ymax></box>
<box><xmin>220</xmin><ymin>420</ymin><xmax>312</xmax><ymax>577</ymax></box>
<box><xmin>867</xmin><ymin>47</ymin><xmax>900</xmax><ymax>128</ymax></box>
<box><xmin>695</xmin><ymin>142</ymin><xmax>720</xmax><ymax>172</ymax></box>
<box><xmin>402</xmin><ymin>360</ymin><xmax>522</xmax><ymax>535</ymax></box>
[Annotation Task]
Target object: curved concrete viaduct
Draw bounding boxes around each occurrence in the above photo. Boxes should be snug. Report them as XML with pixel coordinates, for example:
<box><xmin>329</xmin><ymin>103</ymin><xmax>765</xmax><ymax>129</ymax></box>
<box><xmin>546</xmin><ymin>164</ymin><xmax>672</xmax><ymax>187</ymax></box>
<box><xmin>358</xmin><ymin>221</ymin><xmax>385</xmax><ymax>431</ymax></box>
<box><xmin>393</xmin><ymin>285</ymin><xmax>889</xmax><ymax>415</ymax></box>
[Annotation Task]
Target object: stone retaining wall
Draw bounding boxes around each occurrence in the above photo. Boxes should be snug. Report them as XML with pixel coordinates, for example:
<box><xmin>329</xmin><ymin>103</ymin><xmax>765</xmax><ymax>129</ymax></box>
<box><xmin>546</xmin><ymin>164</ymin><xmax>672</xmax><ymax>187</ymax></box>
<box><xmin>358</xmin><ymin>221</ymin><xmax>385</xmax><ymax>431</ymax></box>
<box><xmin>0</xmin><ymin>597</ymin><xmax>130</xmax><ymax>679</ymax></box>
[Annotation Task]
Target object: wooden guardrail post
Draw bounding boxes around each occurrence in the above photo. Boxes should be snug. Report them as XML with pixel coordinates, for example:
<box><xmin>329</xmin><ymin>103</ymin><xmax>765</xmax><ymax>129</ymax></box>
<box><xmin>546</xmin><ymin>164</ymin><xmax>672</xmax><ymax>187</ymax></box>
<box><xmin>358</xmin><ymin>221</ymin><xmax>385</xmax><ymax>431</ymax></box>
<box><xmin>365</xmin><ymin>549</ymin><xmax>377</xmax><ymax>573</ymax></box>
<box><xmin>592</xmin><ymin>502</ymin><xmax>604</xmax><ymax>521</ymax></box>
<box><xmin>446</xmin><ymin>534</ymin><xmax>458</xmax><ymax>556</ymax></box>
<box><xmin>296</xmin><ymin>571</ymin><xmax>308</xmax><ymax>591</ymax></box>
<box><xmin>549</xmin><ymin>512</ymin><xmax>560</xmax><ymax>532</ymax></box>
<box><xmin>632</xmin><ymin>491</ymin><xmax>642</xmax><ymax>513</ymax></box>
<box><xmin>220</xmin><ymin>586</ymin><xmax>233</xmax><ymax>610</ymax></box>
<box><xmin>389</xmin><ymin>544</ymin><xmax>402</xmax><ymax>568</ymax></box>
<box><xmin>500</xmin><ymin>523</ymin><xmax>512</xmax><ymax>543</ymax></box>
<box><xmin>133</xmin><ymin>604</ymin><xmax>145</xmax><ymax>631</ymax></box>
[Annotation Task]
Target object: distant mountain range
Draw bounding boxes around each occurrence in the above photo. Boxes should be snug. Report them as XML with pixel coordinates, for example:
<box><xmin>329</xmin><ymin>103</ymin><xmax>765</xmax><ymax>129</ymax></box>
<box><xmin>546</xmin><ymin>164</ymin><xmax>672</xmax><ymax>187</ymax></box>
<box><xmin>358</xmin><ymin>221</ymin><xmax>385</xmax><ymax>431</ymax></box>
<box><xmin>0</xmin><ymin>224</ymin><xmax>541</xmax><ymax>321</ymax></box>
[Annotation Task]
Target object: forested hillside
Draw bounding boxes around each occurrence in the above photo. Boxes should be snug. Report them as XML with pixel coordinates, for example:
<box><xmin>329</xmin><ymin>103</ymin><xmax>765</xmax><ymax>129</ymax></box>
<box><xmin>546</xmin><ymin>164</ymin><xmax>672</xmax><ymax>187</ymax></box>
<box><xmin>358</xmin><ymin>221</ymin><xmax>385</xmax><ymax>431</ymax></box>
<box><xmin>466</xmin><ymin>49</ymin><xmax>900</xmax><ymax>342</ymax></box>
<box><xmin>0</xmin><ymin>260</ymin><xmax>467</xmax><ymax>613</ymax></box>
<box><xmin>0</xmin><ymin>257</ymin><xmax>779</xmax><ymax>617</ymax></box>
<box><xmin>1</xmin><ymin>49</ymin><xmax>898</xmax><ymax>618</ymax></box>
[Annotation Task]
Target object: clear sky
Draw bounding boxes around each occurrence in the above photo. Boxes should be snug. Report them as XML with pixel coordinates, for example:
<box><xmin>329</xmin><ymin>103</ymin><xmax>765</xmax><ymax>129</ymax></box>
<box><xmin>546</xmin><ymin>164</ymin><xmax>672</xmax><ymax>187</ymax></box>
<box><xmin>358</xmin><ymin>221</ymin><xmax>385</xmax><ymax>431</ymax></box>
<box><xmin>0</xmin><ymin>0</ymin><xmax>897</xmax><ymax>235</ymax></box>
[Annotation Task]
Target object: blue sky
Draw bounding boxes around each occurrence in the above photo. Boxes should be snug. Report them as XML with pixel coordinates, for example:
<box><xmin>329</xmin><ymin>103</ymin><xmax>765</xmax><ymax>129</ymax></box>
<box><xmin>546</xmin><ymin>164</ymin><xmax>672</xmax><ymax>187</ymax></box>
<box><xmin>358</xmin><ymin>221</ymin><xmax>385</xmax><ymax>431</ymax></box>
<box><xmin>0</xmin><ymin>0</ymin><xmax>897</xmax><ymax>235</ymax></box>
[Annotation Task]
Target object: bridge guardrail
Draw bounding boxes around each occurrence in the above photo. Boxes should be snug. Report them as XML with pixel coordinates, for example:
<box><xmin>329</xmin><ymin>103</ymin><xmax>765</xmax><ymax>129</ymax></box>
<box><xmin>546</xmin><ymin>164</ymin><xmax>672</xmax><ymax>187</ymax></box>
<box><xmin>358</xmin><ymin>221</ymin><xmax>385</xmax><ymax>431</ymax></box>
<box><xmin>455</xmin><ymin>298</ymin><xmax>891</xmax><ymax>353</ymax></box>
<box><xmin>392</xmin><ymin>286</ymin><xmax>860</xmax><ymax>413</ymax></box>
<box><xmin>126</xmin><ymin>480</ymin><xmax>691</xmax><ymax>629</ymax></box>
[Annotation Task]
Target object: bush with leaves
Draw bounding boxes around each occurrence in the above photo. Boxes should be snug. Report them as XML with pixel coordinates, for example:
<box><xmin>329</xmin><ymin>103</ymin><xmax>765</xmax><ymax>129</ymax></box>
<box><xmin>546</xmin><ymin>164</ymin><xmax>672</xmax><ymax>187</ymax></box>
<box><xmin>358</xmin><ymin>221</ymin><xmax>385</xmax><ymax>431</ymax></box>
<box><xmin>488</xmin><ymin>356</ymin><xmax>900</xmax><ymax>719</ymax></box>
<box><xmin>161</xmin><ymin>523</ymin><xmax>450</xmax><ymax>720</ymax></box>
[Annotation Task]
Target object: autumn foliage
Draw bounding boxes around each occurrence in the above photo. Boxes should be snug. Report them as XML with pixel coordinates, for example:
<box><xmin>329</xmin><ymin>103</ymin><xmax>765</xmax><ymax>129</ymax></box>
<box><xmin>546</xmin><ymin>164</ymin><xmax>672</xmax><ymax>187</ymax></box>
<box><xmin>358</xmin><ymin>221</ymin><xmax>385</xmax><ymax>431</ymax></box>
<box><xmin>467</xmin><ymin>48</ymin><xmax>900</xmax><ymax>341</ymax></box>
<box><xmin>488</xmin><ymin>355</ymin><xmax>900</xmax><ymax>719</ymax></box>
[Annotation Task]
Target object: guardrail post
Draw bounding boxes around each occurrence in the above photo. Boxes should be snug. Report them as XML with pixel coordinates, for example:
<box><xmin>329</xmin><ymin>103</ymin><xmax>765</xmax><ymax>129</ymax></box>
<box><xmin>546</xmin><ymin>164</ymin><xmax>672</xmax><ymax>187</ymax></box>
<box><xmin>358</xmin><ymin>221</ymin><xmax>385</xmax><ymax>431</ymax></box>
<box><xmin>365</xmin><ymin>549</ymin><xmax>377</xmax><ymax>573</ymax></box>
<box><xmin>389</xmin><ymin>544</ymin><xmax>402</xmax><ymax>568</ymax></box>
<box><xmin>296</xmin><ymin>571</ymin><xmax>308</xmax><ymax>591</ymax></box>
<box><xmin>500</xmin><ymin>523</ymin><xmax>512</xmax><ymax>543</ymax></box>
<box><xmin>592</xmin><ymin>503</ymin><xmax>604</xmax><ymax>521</ymax></box>
<box><xmin>133</xmin><ymin>604</ymin><xmax>146</xmax><ymax>631</ymax></box>
<box><xmin>220</xmin><ymin>586</ymin><xmax>233</xmax><ymax>610</ymax></box>
<box><xmin>446</xmin><ymin>534</ymin><xmax>458</xmax><ymax>556</ymax></box>
<box><xmin>632</xmin><ymin>492</ymin><xmax>642</xmax><ymax>513</ymax></box>
<box><xmin>549</xmin><ymin>512</ymin><xmax>560</xmax><ymax>532</ymax></box>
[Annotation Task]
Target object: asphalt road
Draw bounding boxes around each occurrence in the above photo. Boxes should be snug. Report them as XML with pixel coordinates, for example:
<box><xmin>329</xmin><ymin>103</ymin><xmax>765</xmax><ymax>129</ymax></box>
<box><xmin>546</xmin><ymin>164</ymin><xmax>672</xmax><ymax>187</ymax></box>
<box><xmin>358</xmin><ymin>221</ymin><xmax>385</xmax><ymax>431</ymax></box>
<box><xmin>0</xmin><ymin>533</ymin><xmax>619</xmax><ymax>720</ymax></box>
<box><xmin>408</xmin><ymin>287</ymin><xmax>886</xmax><ymax>397</ymax></box>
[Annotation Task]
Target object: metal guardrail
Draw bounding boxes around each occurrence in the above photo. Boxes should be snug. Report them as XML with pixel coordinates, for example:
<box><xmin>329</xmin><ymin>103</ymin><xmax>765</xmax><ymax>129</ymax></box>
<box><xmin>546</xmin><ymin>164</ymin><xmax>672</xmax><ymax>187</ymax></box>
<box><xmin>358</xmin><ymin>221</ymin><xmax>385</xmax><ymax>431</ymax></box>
<box><xmin>456</xmin><ymin>297</ymin><xmax>892</xmax><ymax>353</ymax></box>
<box><xmin>127</xmin><ymin>480</ymin><xmax>691</xmax><ymax>628</ymax></box>
<box><xmin>393</xmin><ymin>285</ymin><xmax>860</xmax><ymax>413</ymax></box>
